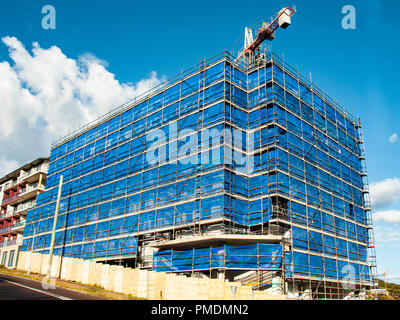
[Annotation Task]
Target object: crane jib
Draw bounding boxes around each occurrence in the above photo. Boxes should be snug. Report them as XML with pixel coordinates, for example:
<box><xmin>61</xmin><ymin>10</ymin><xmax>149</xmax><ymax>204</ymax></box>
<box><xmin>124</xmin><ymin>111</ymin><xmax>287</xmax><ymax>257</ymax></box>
<box><xmin>249</xmin><ymin>20</ymin><xmax>280</xmax><ymax>52</ymax></box>
<box><xmin>265</xmin><ymin>19</ymin><xmax>280</xmax><ymax>34</ymax></box>
<box><xmin>239</xmin><ymin>7</ymin><xmax>296</xmax><ymax>59</ymax></box>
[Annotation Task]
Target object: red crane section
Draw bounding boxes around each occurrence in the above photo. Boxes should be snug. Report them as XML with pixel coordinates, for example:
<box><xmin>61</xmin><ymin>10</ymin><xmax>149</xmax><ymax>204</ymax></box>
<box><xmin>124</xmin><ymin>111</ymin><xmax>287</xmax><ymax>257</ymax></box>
<box><xmin>244</xmin><ymin>7</ymin><xmax>296</xmax><ymax>55</ymax></box>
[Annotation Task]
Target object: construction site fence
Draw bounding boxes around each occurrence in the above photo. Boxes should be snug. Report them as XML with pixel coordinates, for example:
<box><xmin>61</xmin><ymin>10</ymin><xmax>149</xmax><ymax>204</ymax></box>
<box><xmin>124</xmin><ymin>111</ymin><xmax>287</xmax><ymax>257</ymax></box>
<box><xmin>16</xmin><ymin>251</ymin><xmax>286</xmax><ymax>300</ymax></box>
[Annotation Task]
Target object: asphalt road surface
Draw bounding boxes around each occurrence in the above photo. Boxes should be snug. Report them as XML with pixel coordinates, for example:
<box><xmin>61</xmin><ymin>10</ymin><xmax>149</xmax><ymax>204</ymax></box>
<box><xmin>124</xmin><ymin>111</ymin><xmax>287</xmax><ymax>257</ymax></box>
<box><xmin>0</xmin><ymin>273</ymin><xmax>104</xmax><ymax>300</ymax></box>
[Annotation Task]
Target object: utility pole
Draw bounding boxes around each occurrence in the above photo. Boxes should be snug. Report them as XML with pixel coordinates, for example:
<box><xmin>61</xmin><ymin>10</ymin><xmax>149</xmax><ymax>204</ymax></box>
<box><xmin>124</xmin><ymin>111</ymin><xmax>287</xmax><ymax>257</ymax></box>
<box><xmin>45</xmin><ymin>175</ymin><xmax>63</xmax><ymax>279</ymax></box>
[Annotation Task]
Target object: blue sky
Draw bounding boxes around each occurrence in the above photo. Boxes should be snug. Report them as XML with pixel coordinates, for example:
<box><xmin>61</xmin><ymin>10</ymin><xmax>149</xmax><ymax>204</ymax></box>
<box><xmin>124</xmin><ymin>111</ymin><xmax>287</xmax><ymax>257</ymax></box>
<box><xmin>0</xmin><ymin>0</ymin><xmax>399</xmax><ymax>283</ymax></box>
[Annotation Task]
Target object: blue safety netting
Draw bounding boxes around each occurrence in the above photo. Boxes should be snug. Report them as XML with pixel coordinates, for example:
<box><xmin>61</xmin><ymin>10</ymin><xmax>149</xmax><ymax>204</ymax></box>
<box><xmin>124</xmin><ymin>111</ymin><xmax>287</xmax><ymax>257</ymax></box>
<box><xmin>153</xmin><ymin>243</ymin><xmax>282</xmax><ymax>272</ymax></box>
<box><xmin>284</xmin><ymin>251</ymin><xmax>372</xmax><ymax>282</ymax></box>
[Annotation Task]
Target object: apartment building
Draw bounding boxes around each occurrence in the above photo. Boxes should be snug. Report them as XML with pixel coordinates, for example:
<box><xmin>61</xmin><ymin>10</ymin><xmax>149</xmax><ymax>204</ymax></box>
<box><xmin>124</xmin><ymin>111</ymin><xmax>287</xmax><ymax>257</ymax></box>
<box><xmin>0</xmin><ymin>157</ymin><xmax>49</xmax><ymax>268</ymax></box>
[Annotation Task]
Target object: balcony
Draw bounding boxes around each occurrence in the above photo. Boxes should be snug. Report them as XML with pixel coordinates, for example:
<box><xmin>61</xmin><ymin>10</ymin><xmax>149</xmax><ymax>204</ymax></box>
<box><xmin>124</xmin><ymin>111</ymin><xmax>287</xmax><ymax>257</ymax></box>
<box><xmin>14</xmin><ymin>201</ymin><xmax>36</xmax><ymax>215</ymax></box>
<box><xmin>0</xmin><ymin>202</ymin><xmax>35</xmax><ymax>221</ymax></box>
<box><xmin>1</xmin><ymin>193</ymin><xmax>21</xmax><ymax>206</ymax></box>
<box><xmin>1</xmin><ymin>183</ymin><xmax>44</xmax><ymax>206</ymax></box>
<box><xmin>2</xmin><ymin>180</ymin><xmax>19</xmax><ymax>192</ymax></box>
<box><xmin>0</xmin><ymin>210</ymin><xmax>19</xmax><ymax>221</ymax></box>
<box><xmin>20</xmin><ymin>164</ymin><xmax>48</xmax><ymax>183</ymax></box>
<box><xmin>0</xmin><ymin>238</ymin><xmax>23</xmax><ymax>248</ymax></box>
<box><xmin>0</xmin><ymin>221</ymin><xmax>25</xmax><ymax>235</ymax></box>
<box><xmin>1</xmin><ymin>164</ymin><xmax>48</xmax><ymax>194</ymax></box>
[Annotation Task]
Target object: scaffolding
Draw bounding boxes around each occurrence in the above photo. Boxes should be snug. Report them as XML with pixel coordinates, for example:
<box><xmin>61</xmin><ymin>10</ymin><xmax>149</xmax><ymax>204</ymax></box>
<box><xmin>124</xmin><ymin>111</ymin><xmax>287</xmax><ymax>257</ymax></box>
<box><xmin>22</xmin><ymin>48</ymin><xmax>376</xmax><ymax>299</ymax></box>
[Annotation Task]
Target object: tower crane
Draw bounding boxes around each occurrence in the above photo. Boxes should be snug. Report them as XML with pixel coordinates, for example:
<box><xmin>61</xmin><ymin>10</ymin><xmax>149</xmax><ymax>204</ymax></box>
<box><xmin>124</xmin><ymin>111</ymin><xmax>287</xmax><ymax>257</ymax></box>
<box><xmin>382</xmin><ymin>270</ymin><xmax>389</xmax><ymax>293</ymax></box>
<box><xmin>236</xmin><ymin>7</ymin><xmax>296</xmax><ymax>64</ymax></box>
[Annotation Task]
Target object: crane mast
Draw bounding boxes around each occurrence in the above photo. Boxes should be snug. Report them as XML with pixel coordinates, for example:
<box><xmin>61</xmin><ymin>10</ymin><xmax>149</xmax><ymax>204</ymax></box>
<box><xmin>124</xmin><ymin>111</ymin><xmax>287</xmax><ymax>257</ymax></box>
<box><xmin>236</xmin><ymin>7</ymin><xmax>296</xmax><ymax>65</ymax></box>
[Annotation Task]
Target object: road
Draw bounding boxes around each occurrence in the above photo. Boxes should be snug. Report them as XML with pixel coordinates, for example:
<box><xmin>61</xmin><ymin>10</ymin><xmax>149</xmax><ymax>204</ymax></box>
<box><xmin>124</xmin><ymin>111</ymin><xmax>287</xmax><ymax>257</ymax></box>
<box><xmin>0</xmin><ymin>273</ymin><xmax>104</xmax><ymax>300</ymax></box>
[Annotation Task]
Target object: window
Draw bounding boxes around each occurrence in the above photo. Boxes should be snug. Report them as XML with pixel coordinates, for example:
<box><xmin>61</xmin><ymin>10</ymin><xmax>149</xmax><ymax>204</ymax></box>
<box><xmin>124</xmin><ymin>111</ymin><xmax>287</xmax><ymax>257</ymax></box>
<box><xmin>8</xmin><ymin>250</ymin><xmax>15</xmax><ymax>267</ymax></box>
<box><xmin>271</xmin><ymin>196</ymin><xmax>289</xmax><ymax>219</ymax></box>
<box><xmin>349</xmin><ymin>203</ymin><xmax>354</xmax><ymax>219</ymax></box>
<box><xmin>1</xmin><ymin>251</ymin><xmax>7</xmax><ymax>265</ymax></box>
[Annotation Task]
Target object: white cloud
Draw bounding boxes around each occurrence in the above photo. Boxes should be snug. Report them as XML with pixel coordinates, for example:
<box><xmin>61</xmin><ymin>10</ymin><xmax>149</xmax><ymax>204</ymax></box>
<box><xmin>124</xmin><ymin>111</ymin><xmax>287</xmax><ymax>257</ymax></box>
<box><xmin>389</xmin><ymin>133</ymin><xmax>398</xmax><ymax>143</ymax></box>
<box><xmin>386</xmin><ymin>273</ymin><xmax>400</xmax><ymax>282</ymax></box>
<box><xmin>373</xmin><ymin>225</ymin><xmax>400</xmax><ymax>246</ymax></box>
<box><xmin>370</xmin><ymin>177</ymin><xmax>400</xmax><ymax>209</ymax></box>
<box><xmin>0</xmin><ymin>156</ymin><xmax>19</xmax><ymax>176</ymax></box>
<box><xmin>374</xmin><ymin>210</ymin><xmax>400</xmax><ymax>224</ymax></box>
<box><xmin>0</xmin><ymin>36</ymin><xmax>163</xmax><ymax>177</ymax></box>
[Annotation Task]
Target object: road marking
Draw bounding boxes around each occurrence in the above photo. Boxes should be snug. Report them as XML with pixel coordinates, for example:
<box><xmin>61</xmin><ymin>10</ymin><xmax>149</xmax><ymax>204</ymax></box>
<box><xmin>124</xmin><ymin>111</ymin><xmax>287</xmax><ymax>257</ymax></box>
<box><xmin>3</xmin><ymin>279</ymin><xmax>73</xmax><ymax>300</ymax></box>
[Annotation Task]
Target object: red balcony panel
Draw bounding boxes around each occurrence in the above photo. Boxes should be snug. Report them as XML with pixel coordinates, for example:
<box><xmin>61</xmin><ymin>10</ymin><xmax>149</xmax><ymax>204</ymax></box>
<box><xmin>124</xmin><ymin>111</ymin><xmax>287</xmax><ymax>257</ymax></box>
<box><xmin>1</xmin><ymin>193</ymin><xmax>22</xmax><ymax>206</ymax></box>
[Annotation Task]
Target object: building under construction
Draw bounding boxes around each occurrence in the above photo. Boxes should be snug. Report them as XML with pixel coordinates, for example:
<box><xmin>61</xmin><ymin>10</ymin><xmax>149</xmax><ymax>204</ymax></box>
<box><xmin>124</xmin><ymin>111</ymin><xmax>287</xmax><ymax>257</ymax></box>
<box><xmin>21</xmin><ymin>8</ymin><xmax>376</xmax><ymax>299</ymax></box>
